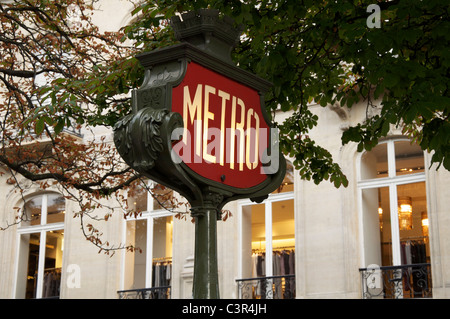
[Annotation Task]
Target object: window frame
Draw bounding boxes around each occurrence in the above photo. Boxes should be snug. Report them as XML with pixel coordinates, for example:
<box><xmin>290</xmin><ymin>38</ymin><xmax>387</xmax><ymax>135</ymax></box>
<box><xmin>357</xmin><ymin>138</ymin><xmax>426</xmax><ymax>267</ymax></box>
<box><xmin>120</xmin><ymin>180</ymin><xmax>175</xmax><ymax>290</ymax></box>
<box><xmin>237</xmin><ymin>190</ymin><xmax>295</xmax><ymax>279</ymax></box>
<box><xmin>13</xmin><ymin>193</ymin><xmax>65</xmax><ymax>299</ymax></box>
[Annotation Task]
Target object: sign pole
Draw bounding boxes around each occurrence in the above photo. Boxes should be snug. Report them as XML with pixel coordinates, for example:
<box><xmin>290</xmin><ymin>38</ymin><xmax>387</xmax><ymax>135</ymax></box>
<box><xmin>190</xmin><ymin>191</ymin><xmax>224</xmax><ymax>298</ymax></box>
<box><xmin>192</xmin><ymin>207</ymin><xmax>220</xmax><ymax>298</ymax></box>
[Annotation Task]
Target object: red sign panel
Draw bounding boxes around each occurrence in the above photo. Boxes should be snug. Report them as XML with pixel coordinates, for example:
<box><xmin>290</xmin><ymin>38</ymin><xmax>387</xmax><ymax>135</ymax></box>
<box><xmin>172</xmin><ymin>62</ymin><xmax>269</xmax><ymax>189</ymax></box>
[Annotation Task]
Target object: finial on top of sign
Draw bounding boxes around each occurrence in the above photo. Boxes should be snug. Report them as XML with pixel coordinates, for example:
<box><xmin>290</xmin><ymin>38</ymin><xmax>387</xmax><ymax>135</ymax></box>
<box><xmin>170</xmin><ymin>9</ymin><xmax>243</xmax><ymax>63</ymax></box>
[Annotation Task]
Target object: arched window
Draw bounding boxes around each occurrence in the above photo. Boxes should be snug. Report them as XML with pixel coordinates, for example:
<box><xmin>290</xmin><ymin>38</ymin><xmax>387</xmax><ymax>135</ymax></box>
<box><xmin>358</xmin><ymin>139</ymin><xmax>429</xmax><ymax>267</ymax></box>
<box><xmin>15</xmin><ymin>193</ymin><xmax>65</xmax><ymax>299</ymax></box>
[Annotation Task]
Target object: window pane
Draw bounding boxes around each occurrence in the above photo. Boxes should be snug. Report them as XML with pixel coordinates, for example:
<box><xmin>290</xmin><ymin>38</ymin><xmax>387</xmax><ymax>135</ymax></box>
<box><xmin>47</xmin><ymin>194</ymin><xmax>65</xmax><ymax>224</ymax></box>
<box><xmin>124</xmin><ymin>219</ymin><xmax>147</xmax><ymax>289</ymax></box>
<box><xmin>272</xmin><ymin>199</ymin><xmax>295</xmax><ymax>251</ymax></box>
<box><xmin>395</xmin><ymin>141</ymin><xmax>424</xmax><ymax>176</ymax></box>
<box><xmin>378</xmin><ymin>187</ymin><xmax>392</xmax><ymax>266</ymax></box>
<box><xmin>250</xmin><ymin>204</ymin><xmax>266</xmax><ymax>253</ymax></box>
<box><xmin>24</xmin><ymin>233</ymin><xmax>40</xmax><ymax>299</ymax></box>
<box><xmin>240</xmin><ymin>203</ymin><xmax>265</xmax><ymax>279</ymax></box>
<box><xmin>152</xmin><ymin>216</ymin><xmax>173</xmax><ymax>259</ymax></box>
<box><xmin>152</xmin><ymin>216</ymin><xmax>173</xmax><ymax>287</ymax></box>
<box><xmin>152</xmin><ymin>184</ymin><xmax>173</xmax><ymax>211</ymax></box>
<box><xmin>129</xmin><ymin>184</ymin><xmax>148</xmax><ymax>213</ymax></box>
<box><xmin>397</xmin><ymin>182</ymin><xmax>429</xmax><ymax>265</ymax></box>
<box><xmin>42</xmin><ymin>229</ymin><xmax>64</xmax><ymax>298</ymax></box>
<box><xmin>272</xmin><ymin>199</ymin><xmax>295</xmax><ymax>299</ymax></box>
<box><xmin>362</xmin><ymin>187</ymin><xmax>392</xmax><ymax>267</ymax></box>
<box><xmin>23</xmin><ymin>197</ymin><xmax>42</xmax><ymax>226</ymax></box>
<box><xmin>250</xmin><ymin>203</ymin><xmax>265</xmax><ymax>282</ymax></box>
<box><xmin>128</xmin><ymin>182</ymin><xmax>175</xmax><ymax>213</ymax></box>
<box><xmin>361</xmin><ymin>143</ymin><xmax>388</xmax><ymax>179</ymax></box>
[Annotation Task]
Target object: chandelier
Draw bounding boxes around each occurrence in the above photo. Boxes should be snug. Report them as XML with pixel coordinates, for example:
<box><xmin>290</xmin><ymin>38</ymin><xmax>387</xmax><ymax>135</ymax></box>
<box><xmin>398</xmin><ymin>197</ymin><xmax>413</xmax><ymax>230</ymax></box>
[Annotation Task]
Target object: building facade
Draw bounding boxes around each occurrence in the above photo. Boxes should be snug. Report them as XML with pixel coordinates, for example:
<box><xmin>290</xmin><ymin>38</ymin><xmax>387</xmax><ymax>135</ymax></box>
<box><xmin>1</xmin><ymin>99</ymin><xmax>450</xmax><ymax>299</ymax></box>
<box><xmin>1</xmin><ymin>1</ymin><xmax>450</xmax><ymax>299</ymax></box>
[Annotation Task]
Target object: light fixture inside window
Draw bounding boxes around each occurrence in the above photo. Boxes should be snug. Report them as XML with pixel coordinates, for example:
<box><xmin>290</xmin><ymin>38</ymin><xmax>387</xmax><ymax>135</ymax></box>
<box><xmin>422</xmin><ymin>211</ymin><xmax>429</xmax><ymax>237</ymax></box>
<box><xmin>398</xmin><ymin>196</ymin><xmax>413</xmax><ymax>230</ymax></box>
<box><xmin>378</xmin><ymin>206</ymin><xmax>383</xmax><ymax>230</ymax></box>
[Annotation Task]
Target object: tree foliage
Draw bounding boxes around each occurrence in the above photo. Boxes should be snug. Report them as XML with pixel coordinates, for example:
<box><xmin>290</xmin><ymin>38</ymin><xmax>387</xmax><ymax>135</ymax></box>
<box><xmin>1</xmin><ymin>0</ymin><xmax>449</xmax><ymax>249</ymax></box>
<box><xmin>0</xmin><ymin>0</ymin><xmax>186</xmax><ymax>253</ymax></box>
<box><xmin>125</xmin><ymin>0</ymin><xmax>450</xmax><ymax>183</ymax></box>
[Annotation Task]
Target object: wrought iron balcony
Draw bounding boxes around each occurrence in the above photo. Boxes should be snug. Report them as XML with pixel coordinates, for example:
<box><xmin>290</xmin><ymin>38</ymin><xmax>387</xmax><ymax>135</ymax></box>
<box><xmin>117</xmin><ymin>286</ymin><xmax>171</xmax><ymax>299</ymax></box>
<box><xmin>359</xmin><ymin>263</ymin><xmax>432</xmax><ymax>299</ymax></box>
<box><xmin>236</xmin><ymin>275</ymin><xmax>295</xmax><ymax>299</ymax></box>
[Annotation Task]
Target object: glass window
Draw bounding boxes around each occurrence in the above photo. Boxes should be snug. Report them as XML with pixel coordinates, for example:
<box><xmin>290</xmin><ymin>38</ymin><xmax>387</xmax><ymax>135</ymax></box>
<box><xmin>24</xmin><ymin>233</ymin><xmax>40</xmax><ymax>299</ymax></box>
<box><xmin>151</xmin><ymin>184</ymin><xmax>174</xmax><ymax>211</ymax></box>
<box><xmin>125</xmin><ymin>219</ymin><xmax>147</xmax><ymax>290</ymax></box>
<box><xmin>16</xmin><ymin>193</ymin><xmax>65</xmax><ymax>299</ymax></box>
<box><xmin>46</xmin><ymin>194</ymin><xmax>65</xmax><ymax>224</ymax></box>
<box><xmin>394</xmin><ymin>141</ymin><xmax>425</xmax><ymax>176</ymax></box>
<box><xmin>23</xmin><ymin>194</ymin><xmax>65</xmax><ymax>226</ymax></box>
<box><xmin>128</xmin><ymin>183</ymin><xmax>148</xmax><ymax>213</ymax></box>
<box><xmin>42</xmin><ymin>229</ymin><xmax>64</xmax><ymax>297</ymax></box>
<box><xmin>123</xmin><ymin>181</ymin><xmax>174</xmax><ymax>291</ymax></box>
<box><xmin>359</xmin><ymin>139</ymin><xmax>428</xmax><ymax>267</ymax></box>
<box><xmin>361</xmin><ymin>187</ymin><xmax>392</xmax><ymax>267</ymax></box>
<box><xmin>23</xmin><ymin>196</ymin><xmax>43</xmax><ymax>226</ymax></box>
<box><xmin>238</xmin><ymin>193</ymin><xmax>295</xmax><ymax>299</ymax></box>
<box><xmin>397</xmin><ymin>182</ymin><xmax>429</xmax><ymax>264</ymax></box>
<box><xmin>128</xmin><ymin>181</ymin><xmax>174</xmax><ymax>213</ymax></box>
<box><xmin>361</xmin><ymin>143</ymin><xmax>388</xmax><ymax>179</ymax></box>
<box><xmin>240</xmin><ymin>161</ymin><xmax>295</xmax><ymax>276</ymax></box>
<box><xmin>272</xmin><ymin>199</ymin><xmax>295</xmax><ymax>251</ymax></box>
<box><xmin>243</xmin><ymin>198</ymin><xmax>295</xmax><ymax>275</ymax></box>
<box><xmin>152</xmin><ymin>216</ymin><xmax>173</xmax><ymax>260</ymax></box>
<box><xmin>240</xmin><ymin>203</ymin><xmax>263</xmax><ymax>279</ymax></box>
<box><xmin>124</xmin><ymin>217</ymin><xmax>173</xmax><ymax>290</ymax></box>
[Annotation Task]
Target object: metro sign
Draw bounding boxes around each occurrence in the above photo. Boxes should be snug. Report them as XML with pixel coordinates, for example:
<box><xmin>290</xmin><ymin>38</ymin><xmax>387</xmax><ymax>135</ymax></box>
<box><xmin>114</xmin><ymin>9</ymin><xmax>286</xmax><ymax>300</ymax></box>
<box><xmin>114</xmin><ymin>9</ymin><xmax>285</xmax><ymax>207</ymax></box>
<box><xmin>171</xmin><ymin>62</ymin><xmax>270</xmax><ymax>189</ymax></box>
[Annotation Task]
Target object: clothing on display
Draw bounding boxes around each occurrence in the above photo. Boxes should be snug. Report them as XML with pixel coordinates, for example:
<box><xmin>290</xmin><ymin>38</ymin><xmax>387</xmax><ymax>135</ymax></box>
<box><xmin>40</xmin><ymin>268</ymin><xmax>61</xmax><ymax>298</ymax></box>
<box><xmin>381</xmin><ymin>238</ymin><xmax>430</xmax><ymax>298</ymax></box>
<box><xmin>152</xmin><ymin>258</ymin><xmax>172</xmax><ymax>287</ymax></box>
<box><xmin>250</xmin><ymin>248</ymin><xmax>295</xmax><ymax>299</ymax></box>
<box><xmin>382</xmin><ymin>237</ymin><xmax>429</xmax><ymax>266</ymax></box>
<box><xmin>400</xmin><ymin>240</ymin><xmax>429</xmax><ymax>296</ymax></box>
<box><xmin>252</xmin><ymin>249</ymin><xmax>295</xmax><ymax>277</ymax></box>
<box><xmin>401</xmin><ymin>240</ymin><xmax>427</xmax><ymax>265</ymax></box>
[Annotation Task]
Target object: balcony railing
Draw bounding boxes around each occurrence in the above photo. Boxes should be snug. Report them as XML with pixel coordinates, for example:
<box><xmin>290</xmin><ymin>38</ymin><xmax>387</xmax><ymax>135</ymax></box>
<box><xmin>117</xmin><ymin>286</ymin><xmax>171</xmax><ymax>299</ymax></box>
<box><xmin>359</xmin><ymin>263</ymin><xmax>432</xmax><ymax>299</ymax></box>
<box><xmin>236</xmin><ymin>275</ymin><xmax>295</xmax><ymax>299</ymax></box>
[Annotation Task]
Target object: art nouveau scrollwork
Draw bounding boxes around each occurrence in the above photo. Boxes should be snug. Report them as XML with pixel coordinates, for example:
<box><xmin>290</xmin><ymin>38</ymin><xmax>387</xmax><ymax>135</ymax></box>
<box><xmin>113</xmin><ymin>107</ymin><xmax>183</xmax><ymax>172</ymax></box>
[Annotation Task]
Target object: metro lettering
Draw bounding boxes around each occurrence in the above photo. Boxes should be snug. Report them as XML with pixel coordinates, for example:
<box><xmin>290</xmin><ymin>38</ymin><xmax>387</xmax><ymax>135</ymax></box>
<box><xmin>179</xmin><ymin>84</ymin><xmax>261</xmax><ymax>170</ymax></box>
<box><xmin>182</xmin><ymin>84</ymin><xmax>202</xmax><ymax>157</ymax></box>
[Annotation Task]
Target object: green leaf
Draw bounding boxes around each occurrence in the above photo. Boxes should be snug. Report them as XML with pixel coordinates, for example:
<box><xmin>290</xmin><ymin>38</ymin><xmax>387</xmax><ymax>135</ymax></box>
<box><xmin>54</xmin><ymin>119</ymin><xmax>65</xmax><ymax>135</ymax></box>
<box><xmin>35</xmin><ymin>117</ymin><xmax>45</xmax><ymax>135</ymax></box>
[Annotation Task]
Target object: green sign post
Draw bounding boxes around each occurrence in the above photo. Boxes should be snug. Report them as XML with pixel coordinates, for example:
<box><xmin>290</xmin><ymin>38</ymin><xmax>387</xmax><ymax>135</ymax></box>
<box><xmin>114</xmin><ymin>9</ymin><xmax>286</xmax><ymax>299</ymax></box>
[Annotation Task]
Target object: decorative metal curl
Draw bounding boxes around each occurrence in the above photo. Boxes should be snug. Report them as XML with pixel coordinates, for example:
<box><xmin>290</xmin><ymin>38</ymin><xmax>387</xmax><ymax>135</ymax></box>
<box><xmin>113</xmin><ymin>107</ymin><xmax>181</xmax><ymax>172</ymax></box>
